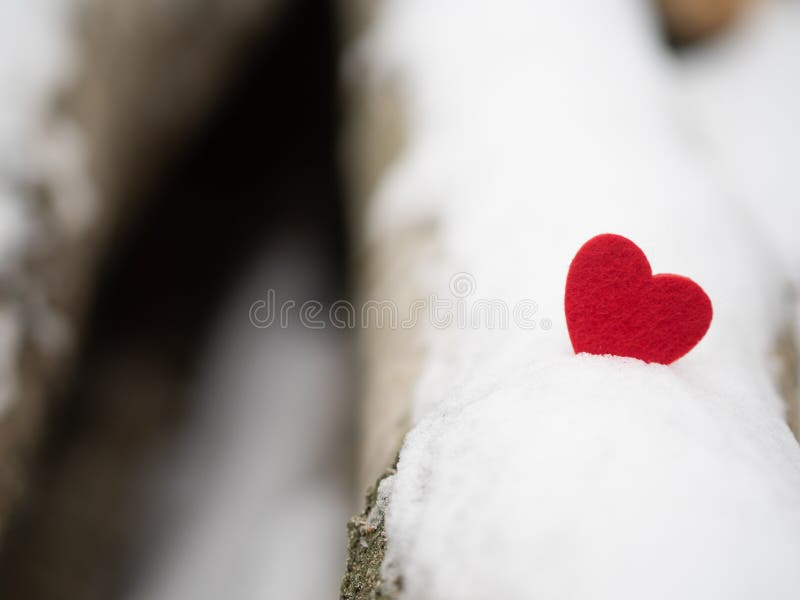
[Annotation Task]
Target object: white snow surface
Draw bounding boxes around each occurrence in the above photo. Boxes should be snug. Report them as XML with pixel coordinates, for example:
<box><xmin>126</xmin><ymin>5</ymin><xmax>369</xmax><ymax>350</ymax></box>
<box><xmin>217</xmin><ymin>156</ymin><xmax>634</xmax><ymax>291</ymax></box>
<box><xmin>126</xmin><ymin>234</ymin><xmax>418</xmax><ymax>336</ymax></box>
<box><xmin>356</xmin><ymin>1</ymin><xmax>800</xmax><ymax>598</ymax></box>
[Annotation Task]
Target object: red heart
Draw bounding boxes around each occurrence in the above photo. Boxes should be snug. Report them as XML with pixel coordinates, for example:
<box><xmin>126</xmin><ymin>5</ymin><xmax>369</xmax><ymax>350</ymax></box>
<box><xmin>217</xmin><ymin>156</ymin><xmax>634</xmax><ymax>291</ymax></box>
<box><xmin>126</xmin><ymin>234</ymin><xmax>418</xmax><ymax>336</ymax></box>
<box><xmin>564</xmin><ymin>234</ymin><xmax>712</xmax><ymax>364</ymax></box>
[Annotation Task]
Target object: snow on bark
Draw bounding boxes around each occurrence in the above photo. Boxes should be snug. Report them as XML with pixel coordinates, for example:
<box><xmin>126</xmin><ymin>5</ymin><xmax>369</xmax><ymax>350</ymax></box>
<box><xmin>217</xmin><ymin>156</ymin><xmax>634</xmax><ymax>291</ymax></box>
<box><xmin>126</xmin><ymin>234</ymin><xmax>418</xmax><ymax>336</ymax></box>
<box><xmin>0</xmin><ymin>0</ymin><xmax>96</xmax><ymax>535</ymax></box>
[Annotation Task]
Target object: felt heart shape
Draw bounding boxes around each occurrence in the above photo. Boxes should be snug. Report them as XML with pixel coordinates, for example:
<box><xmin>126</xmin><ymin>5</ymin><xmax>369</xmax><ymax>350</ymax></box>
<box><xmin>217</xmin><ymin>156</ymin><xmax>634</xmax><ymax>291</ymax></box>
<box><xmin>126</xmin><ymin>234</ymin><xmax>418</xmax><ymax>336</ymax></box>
<box><xmin>565</xmin><ymin>233</ymin><xmax>712</xmax><ymax>364</ymax></box>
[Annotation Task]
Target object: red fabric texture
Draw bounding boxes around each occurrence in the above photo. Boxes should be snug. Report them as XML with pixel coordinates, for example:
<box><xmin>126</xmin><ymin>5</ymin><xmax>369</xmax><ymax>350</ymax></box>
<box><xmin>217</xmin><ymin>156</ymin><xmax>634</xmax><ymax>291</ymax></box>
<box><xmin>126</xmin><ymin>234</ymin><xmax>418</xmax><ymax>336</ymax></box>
<box><xmin>565</xmin><ymin>234</ymin><xmax>712</xmax><ymax>365</ymax></box>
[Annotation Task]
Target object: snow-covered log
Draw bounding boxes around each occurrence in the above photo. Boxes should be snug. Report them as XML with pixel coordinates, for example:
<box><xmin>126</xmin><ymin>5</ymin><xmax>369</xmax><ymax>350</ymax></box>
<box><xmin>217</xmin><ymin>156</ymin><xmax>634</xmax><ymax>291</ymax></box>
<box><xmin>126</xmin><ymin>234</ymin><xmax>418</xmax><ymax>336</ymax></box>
<box><xmin>340</xmin><ymin>1</ymin><xmax>800</xmax><ymax>598</ymax></box>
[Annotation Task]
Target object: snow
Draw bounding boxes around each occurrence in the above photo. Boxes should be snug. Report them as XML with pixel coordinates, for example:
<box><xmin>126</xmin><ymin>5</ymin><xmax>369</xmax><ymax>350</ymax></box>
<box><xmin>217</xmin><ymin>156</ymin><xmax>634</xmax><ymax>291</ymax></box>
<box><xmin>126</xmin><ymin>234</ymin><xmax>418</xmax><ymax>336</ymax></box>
<box><xmin>0</xmin><ymin>1</ymin><xmax>75</xmax><ymax>178</ymax></box>
<box><xmin>355</xmin><ymin>0</ymin><xmax>800</xmax><ymax>598</ymax></box>
<box><xmin>680</xmin><ymin>1</ymin><xmax>800</xmax><ymax>277</ymax></box>
<box><xmin>127</xmin><ymin>236</ymin><xmax>354</xmax><ymax>600</ymax></box>
<box><xmin>0</xmin><ymin>0</ymin><xmax>69</xmax><ymax>266</ymax></box>
<box><xmin>0</xmin><ymin>1</ymin><xmax>84</xmax><ymax>414</ymax></box>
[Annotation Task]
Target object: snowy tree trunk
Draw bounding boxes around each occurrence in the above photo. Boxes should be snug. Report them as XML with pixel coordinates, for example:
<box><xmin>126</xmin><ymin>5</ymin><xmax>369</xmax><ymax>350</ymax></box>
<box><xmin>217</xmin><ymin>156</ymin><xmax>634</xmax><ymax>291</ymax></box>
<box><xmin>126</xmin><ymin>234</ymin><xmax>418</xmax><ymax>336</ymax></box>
<box><xmin>339</xmin><ymin>1</ymin><xmax>800</xmax><ymax>598</ymax></box>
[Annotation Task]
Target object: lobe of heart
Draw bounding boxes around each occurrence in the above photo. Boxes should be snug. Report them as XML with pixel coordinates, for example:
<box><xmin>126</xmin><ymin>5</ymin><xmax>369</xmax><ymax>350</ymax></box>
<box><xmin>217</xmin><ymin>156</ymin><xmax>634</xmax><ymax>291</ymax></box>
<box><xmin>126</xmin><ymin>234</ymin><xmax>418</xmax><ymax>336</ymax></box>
<box><xmin>564</xmin><ymin>234</ymin><xmax>712</xmax><ymax>365</ymax></box>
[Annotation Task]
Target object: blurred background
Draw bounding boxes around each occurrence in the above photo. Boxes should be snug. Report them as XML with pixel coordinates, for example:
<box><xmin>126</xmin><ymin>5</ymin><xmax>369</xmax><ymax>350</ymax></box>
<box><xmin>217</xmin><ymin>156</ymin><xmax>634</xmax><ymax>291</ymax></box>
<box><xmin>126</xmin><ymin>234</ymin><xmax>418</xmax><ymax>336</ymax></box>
<box><xmin>0</xmin><ymin>1</ymin><xmax>353</xmax><ymax>598</ymax></box>
<box><xmin>0</xmin><ymin>0</ymin><xmax>795</xmax><ymax>599</ymax></box>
